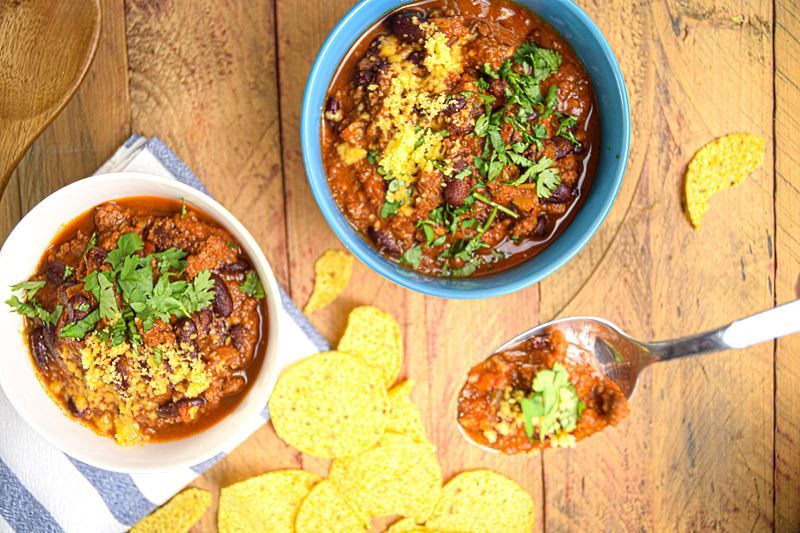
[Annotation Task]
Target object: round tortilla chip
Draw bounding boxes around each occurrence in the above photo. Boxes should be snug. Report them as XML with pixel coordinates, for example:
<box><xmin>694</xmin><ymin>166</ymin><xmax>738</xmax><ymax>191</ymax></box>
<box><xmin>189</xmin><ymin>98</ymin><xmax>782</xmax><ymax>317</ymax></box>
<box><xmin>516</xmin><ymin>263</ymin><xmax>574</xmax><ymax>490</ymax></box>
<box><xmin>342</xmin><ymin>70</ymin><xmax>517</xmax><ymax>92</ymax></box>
<box><xmin>295</xmin><ymin>480</ymin><xmax>369</xmax><ymax>533</ymax></box>
<box><xmin>304</xmin><ymin>250</ymin><xmax>354</xmax><ymax>313</ymax></box>
<box><xmin>337</xmin><ymin>306</ymin><xmax>403</xmax><ymax>387</ymax></box>
<box><xmin>268</xmin><ymin>351</ymin><xmax>389</xmax><ymax>458</ymax></box>
<box><xmin>387</xmin><ymin>380</ymin><xmax>427</xmax><ymax>441</ymax></box>
<box><xmin>131</xmin><ymin>487</ymin><xmax>211</xmax><ymax>533</ymax></box>
<box><xmin>329</xmin><ymin>433</ymin><xmax>442</xmax><ymax>523</ymax></box>
<box><xmin>386</xmin><ymin>517</ymin><xmax>454</xmax><ymax>532</ymax></box>
<box><xmin>218</xmin><ymin>470</ymin><xmax>321</xmax><ymax>533</ymax></box>
<box><xmin>425</xmin><ymin>470</ymin><xmax>534</xmax><ymax>533</ymax></box>
<box><xmin>684</xmin><ymin>133</ymin><xmax>765</xmax><ymax>227</ymax></box>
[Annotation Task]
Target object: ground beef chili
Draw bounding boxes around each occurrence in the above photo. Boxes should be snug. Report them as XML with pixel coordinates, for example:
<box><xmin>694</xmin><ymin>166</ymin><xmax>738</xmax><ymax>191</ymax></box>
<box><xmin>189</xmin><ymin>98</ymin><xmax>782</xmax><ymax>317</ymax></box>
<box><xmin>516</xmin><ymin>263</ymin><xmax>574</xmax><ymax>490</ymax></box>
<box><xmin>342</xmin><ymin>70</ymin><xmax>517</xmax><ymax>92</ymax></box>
<box><xmin>457</xmin><ymin>328</ymin><xmax>628</xmax><ymax>453</ymax></box>
<box><xmin>5</xmin><ymin>197</ymin><xmax>268</xmax><ymax>445</ymax></box>
<box><xmin>322</xmin><ymin>0</ymin><xmax>600</xmax><ymax>277</ymax></box>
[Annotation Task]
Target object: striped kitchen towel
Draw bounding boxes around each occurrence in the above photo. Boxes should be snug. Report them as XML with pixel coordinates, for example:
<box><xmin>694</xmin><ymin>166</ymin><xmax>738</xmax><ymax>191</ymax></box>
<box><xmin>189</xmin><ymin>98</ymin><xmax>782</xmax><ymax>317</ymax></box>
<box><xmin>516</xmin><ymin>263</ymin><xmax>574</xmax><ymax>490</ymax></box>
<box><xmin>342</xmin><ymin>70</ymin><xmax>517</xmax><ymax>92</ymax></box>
<box><xmin>0</xmin><ymin>135</ymin><xmax>329</xmax><ymax>533</ymax></box>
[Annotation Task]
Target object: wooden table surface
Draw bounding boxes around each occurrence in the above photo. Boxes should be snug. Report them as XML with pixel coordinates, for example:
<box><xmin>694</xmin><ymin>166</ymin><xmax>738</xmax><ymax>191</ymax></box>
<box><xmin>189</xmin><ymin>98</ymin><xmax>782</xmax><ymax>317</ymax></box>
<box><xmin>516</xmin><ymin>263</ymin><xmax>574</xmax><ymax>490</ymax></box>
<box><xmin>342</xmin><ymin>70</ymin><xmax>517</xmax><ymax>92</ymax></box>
<box><xmin>1</xmin><ymin>0</ymin><xmax>798</xmax><ymax>531</ymax></box>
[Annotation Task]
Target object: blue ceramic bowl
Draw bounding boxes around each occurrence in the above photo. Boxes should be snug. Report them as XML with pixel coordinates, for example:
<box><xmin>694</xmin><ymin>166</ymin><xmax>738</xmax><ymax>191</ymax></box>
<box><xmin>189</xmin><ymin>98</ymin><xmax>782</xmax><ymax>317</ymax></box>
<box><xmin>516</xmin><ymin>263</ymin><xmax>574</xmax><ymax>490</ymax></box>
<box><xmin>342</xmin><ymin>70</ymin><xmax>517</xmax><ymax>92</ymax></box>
<box><xmin>301</xmin><ymin>0</ymin><xmax>630</xmax><ymax>299</ymax></box>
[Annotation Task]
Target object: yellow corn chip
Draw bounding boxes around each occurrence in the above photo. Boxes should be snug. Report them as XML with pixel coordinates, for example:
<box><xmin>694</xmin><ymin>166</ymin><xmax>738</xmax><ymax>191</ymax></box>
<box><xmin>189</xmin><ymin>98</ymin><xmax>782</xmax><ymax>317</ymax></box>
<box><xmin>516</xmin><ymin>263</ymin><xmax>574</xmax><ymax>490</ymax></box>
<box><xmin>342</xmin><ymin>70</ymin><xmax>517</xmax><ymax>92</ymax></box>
<box><xmin>386</xmin><ymin>517</ymin><xmax>455</xmax><ymax>532</ymax></box>
<box><xmin>218</xmin><ymin>470</ymin><xmax>321</xmax><ymax>533</ymax></box>
<box><xmin>387</xmin><ymin>380</ymin><xmax>427</xmax><ymax>441</ymax></box>
<box><xmin>329</xmin><ymin>433</ymin><xmax>442</xmax><ymax>523</ymax></box>
<box><xmin>295</xmin><ymin>480</ymin><xmax>369</xmax><ymax>533</ymax></box>
<box><xmin>268</xmin><ymin>351</ymin><xmax>389</xmax><ymax>458</ymax></box>
<box><xmin>338</xmin><ymin>306</ymin><xmax>403</xmax><ymax>387</ymax></box>
<box><xmin>304</xmin><ymin>250</ymin><xmax>354</xmax><ymax>313</ymax></box>
<box><xmin>425</xmin><ymin>470</ymin><xmax>534</xmax><ymax>533</ymax></box>
<box><xmin>684</xmin><ymin>133</ymin><xmax>765</xmax><ymax>227</ymax></box>
<box><xmin>130</xmin><ymin>488</ymin><xmax>211</xmax><ymax>533</ymax></box>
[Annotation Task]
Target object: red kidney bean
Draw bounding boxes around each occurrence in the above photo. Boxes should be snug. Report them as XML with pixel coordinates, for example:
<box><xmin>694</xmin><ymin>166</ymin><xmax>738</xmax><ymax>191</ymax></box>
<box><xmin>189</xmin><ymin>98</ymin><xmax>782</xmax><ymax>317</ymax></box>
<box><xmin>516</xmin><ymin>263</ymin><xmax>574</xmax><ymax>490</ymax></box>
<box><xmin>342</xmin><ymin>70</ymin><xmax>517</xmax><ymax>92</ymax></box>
<box><xmin>157</xmin><ymin>397</ymin><xmax>206</xmax><ymax>418</ymax></box>
<box><xmin>572</xmin><ymin>140</ymin><xmax>586</xmax><ymax>155</ymax></box>
<box><xmin>387</xmin><ymin>9</ymin><xmax>427</xmax><ymax>43</ymax></box>
<box><xmin>219</xmin><ymin>261</ymin><xmax>250</xmax><ymax>275</ymax></box>
<box><xmin>533</xmin><ymin>214</ymin><xmax>550</xmax><ymax>238</ymax></box>
<box><xmin>67</xmin><ymin>397</ymin><xmax>86</xmax><ymax>418</ymax></box>
<box><xmin>443</xmin><ymin>178</ymin><xmax>471</xmax><ymax>207</ymax></box>
<box><xmin>324</xmin><ymin>96</ymin><xmax>343</xmax><ymax>124</ymax></box>
<box><xmin>553</xmin><ymin>136</ymin><xmax>574</xmax><ymax>160</ymax></box>
<box><xmin>30</xmin><ymin>326</ymin><xmax>57</xmax><ymax>371</ymax></box>
<box><xmin>44</xmin><ymin>261</ymin><xmax>66</xmax><ymax>285</ymax></box>
<box><xmin>541</xmin><ymin>183</ymin><xmax>573</xmax><ymax>204</ymax></box>
<box><xmin>67</xmin><ymin>294</ymin><xmax>93</xmax><ymax>322</ymax></box>
<box><xmin>354</xmin><ymin>69</ymin><xmax>374</xmax><ymax>86</ymax></box>
<box><xmin>442</xmin><ymin>94</ymin><xmax>467</xmax><ymax>116</ymax></box>
<box><xmin>229</xmin><ymin>324</ymin><xmax>247</xmax><ymax>353</ymax></box>
<box><xmin>367</xmin><ymin>227</ymin><xmax>401</xmax><ymax>257</ymax></box>
<box><xmin>407</xmin><ymin>49</ymin><xmax>425</xmax><ymax>65</ymax></box>
<box><xmin>211</xmin><ymin>274</ymin><xmax>233</xmax><ymax>317</ymax></box>
<box><xmin>115</xmin><ymin>359</ymin><xmax>130</xmax><ymax>391</ymax></box>
<box><xmin>84</xmin><ymin>246</ymin><xmax>107</xmax><ymax>270</ymax></box>
<box><xmin>174</xmin><ymin>318</ymin><xmax>198</xmax><ymax>351</ymax></box>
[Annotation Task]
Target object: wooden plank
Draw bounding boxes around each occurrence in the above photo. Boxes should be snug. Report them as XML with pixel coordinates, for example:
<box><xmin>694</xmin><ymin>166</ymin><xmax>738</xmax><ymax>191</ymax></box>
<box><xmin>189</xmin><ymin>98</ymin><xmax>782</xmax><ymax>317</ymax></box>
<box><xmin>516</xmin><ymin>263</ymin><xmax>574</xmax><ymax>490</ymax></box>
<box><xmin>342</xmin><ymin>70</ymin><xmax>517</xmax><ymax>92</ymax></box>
<box><xmin>13</xmin><ymin>0</ymin><xmax>130</xmax><ymax>214</ymax></box>
<box><xmin>123</xmin><ymin>1</ymin><xmax>290</xmax><ymax>529</ymax></box>
<box><xmin>542</xmin><ymin>0</ymin><xmax>775</xmax><ymax>530</ymax></box>
<box><xmin>774</xmin><ymin>1</ymin><xmax>800</xmax><ymax>529</ymax></box>
<box><xmin>274</xmin><ymin>0</ymin><xmax>544</xmax><ymax>529</ymax></box>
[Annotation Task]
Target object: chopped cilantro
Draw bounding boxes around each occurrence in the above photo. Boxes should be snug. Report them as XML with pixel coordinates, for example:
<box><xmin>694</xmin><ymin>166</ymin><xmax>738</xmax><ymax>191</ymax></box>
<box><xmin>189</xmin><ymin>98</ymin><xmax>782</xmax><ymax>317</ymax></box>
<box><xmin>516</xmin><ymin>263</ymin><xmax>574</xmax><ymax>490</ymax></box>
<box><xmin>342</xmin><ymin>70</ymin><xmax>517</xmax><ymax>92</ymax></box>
<box><xmin>473</xmin><ymin>193</ymin><xmax>519</xmax><ymax>219</ymax></box>
<box><xmin>82</xmin><ymin>232</ymin><xmax>97</xmax><ymax>259</ymax></box>
<box><xmin>5</xmin><ymin>281</ymin><xmax>62</xmax><ymax>326</ymax></box>
<box><xmin>226</xmin><ymin>241</ymin><xmax>238</xmax><ymax>250</ymax></box>
<box><xmin>520</xmin><ymin>363</ymin><xmax>585</xmax><ymax>442</ymax></box>
<box><xmin>367</xmin><ymin>150</ymin><xmax>379</xmax><ymax>165</ymax></box>
<box><xmin>59</xmin><ymin>308</ymin><xmax>100</xmax><ymax>338</ymax></box>
<box><xmin>180</xmin><ymin>197</ymin><xmax>188</xmax><ymax>219</ymax></box>
<box><xmin>400</xmin><ymin>245</ymin><xmax>423</xmax><ymax>268</ymax></box>
<box><xmin>63</xmin><ymin>265</ymin><xmax>74</xmax><ymax>280</ymax></box>
<box><xmin>381</xmin><ymin>200</ymin><xmax>401</xmax><ymax>218</ymax></box>
<box><xmin>240</xmin><ymin>271</ymin><xmax>266</xmax><ymax>298</ymax></box>
<box><xmin>556</xmin><ymin>115</ymin><xmax>580</xmax><ymax>145</ymax></box>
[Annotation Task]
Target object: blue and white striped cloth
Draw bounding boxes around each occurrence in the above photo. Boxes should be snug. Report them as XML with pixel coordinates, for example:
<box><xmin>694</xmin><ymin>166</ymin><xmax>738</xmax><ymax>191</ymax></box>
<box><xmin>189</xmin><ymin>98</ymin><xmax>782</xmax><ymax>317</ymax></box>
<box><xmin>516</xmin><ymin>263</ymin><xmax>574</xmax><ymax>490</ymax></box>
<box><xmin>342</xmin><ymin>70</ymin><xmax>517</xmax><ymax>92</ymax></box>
<box><xmin>0</xmin><ymin>136</ymin><xmax>329</xmax><ymax>533</ymax></box>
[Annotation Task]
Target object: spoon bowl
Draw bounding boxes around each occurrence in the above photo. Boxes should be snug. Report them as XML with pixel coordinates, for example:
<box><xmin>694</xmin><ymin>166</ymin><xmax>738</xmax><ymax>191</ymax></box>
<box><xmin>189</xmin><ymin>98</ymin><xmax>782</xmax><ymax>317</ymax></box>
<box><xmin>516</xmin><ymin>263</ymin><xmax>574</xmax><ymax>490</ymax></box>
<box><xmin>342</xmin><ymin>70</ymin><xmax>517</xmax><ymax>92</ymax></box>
<box><xmin>0</xmin><ymin>0</ymin><xmax>101</xmax><ymax>193</ymax></box>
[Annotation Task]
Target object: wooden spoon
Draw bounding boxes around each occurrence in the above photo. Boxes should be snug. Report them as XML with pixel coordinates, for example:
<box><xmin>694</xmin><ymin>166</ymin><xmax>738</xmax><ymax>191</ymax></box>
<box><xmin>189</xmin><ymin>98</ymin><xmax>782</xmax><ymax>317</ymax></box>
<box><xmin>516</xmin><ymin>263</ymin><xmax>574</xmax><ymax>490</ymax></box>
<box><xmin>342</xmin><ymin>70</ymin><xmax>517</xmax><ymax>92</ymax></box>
<box><xmin>0</xmin><ymin>0</ymin><xmax>101</xmax><ymax>195</ymax></box>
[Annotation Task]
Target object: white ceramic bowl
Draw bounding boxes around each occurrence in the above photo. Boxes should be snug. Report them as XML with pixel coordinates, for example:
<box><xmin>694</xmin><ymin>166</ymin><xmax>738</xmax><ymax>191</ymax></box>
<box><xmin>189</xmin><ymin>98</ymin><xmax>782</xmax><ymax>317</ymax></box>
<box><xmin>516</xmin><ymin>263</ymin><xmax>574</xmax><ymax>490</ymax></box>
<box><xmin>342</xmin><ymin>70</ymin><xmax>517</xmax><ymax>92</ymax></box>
<box><xmin>0</xmin><ymin>172</ymin><xmax>282</xmax><ymax>473</ymax></box>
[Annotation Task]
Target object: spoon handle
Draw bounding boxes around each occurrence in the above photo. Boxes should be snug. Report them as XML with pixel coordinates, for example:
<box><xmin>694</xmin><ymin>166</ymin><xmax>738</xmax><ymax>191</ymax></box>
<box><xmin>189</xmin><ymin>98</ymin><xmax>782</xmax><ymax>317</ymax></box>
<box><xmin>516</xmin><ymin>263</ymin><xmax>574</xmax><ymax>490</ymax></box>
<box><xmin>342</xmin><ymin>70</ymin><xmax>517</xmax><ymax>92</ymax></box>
<box><xmin>645</xmin><ymin>299</ymin><xmax>800</xmax><ymax>360</ymax></box>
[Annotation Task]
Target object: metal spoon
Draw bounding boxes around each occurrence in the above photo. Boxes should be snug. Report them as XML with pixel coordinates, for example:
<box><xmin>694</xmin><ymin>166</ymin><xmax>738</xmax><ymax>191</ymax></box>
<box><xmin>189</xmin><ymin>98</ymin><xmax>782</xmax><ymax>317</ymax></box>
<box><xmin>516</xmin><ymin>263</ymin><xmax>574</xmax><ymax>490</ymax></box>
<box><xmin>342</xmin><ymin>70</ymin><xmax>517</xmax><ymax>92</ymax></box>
<box><xmin>458</xmin><ymin>299</ymin><xmax>800</xmax><ymax>451</ymax></box>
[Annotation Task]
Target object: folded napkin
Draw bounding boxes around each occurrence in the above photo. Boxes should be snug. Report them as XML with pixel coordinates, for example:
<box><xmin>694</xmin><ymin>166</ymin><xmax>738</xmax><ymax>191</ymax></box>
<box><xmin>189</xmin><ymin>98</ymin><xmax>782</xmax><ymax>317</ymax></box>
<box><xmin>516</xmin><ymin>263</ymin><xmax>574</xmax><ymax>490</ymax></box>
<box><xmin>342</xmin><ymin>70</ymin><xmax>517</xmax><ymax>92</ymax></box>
<box><xmin>0</xmin><ymin>135</ymin><xmax>328</xmax><ymax>533</ymax></box>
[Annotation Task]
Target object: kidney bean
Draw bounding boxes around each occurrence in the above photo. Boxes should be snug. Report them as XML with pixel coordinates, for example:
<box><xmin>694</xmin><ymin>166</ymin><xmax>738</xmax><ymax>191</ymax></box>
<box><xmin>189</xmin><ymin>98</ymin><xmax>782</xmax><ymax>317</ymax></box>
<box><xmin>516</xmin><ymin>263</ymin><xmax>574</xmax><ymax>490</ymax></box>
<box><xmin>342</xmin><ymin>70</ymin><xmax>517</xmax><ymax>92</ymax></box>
<box><xmin>30</xmin><ymin>325</ymin><xmax>57</xmax><ymax>371</ymax></box>
<box><xmin>67</xmin><ymin>397</ymin><xmax>86</xmax><ymax>418</ymax></box>
<box><xmin>443</xmin><ymin>178</ymin><xmax>471</xmax><ymax>207</ymax></box>
<box><xmin>115</xmin><ymin>359</ymin><xmax>130</xmax><ymax>391</ymax></box>
<box><xmin>553</xmin><ymin>136</ymin><xmax>574</xmax><ymax>160</ymax></box>
<box><xmin>533</xmin><ymin>214</ymin><xmax>550</xmax><ymax>238</ymax></box>
<box><xmin>407</xmin><ymin>49</ymin><xmax>425</xmax><ymax>65</ymax></box>
<box><xmin>367</xmin><ymin>227</ymin><xmax>401</xmax><ymax>257</ymax></box>
<box><xmin>541</xmin><ymin>183</ymin><xmax>573</xmax><ymax>204</ymax></box>
<box><xmin>219</xmin><ymin>260</ymin><xmax>250</xmax><ymax>275</ymax></box>
<box><xmin>324</xmin><ymin>96</ymin><xmax>343</xmax><ymax>124</ymax></box>
<box><xmin>174</xmin><ymin>318</ymin><xmax>198</xmax><ymax>351</ymax></box>
<box><xmin>354</xmin><ymin>69</ymin><xmax>374</xmax><ymax>87</ymax></box>
<box><xmin>84</xmin><ymin>246</ymin><xmax>107</xmax><ymax>270</ymax></box>
<box><xmin>193</xmin><ymin>308</ymin><xmax>213</xmax><ymax>334</ymax></box>
<box><xmin>211</xmin><ymin>274</ymin><xmax>233</xmax><ymax>317</ymax></box>
<box><xmin>572</xmin><ymin>140</ymin><xmax>587</xmax><ymax>155</ymax></box>
<box><xmin>387</xmin><ymin>9</ymin><xmax>427</xmax><ymax>43</ymax></box>
<box><xmin>44</xmin><ymin>261</ymin><xmax>66</xmax><ymax>285</ymax></box>
<box><xmin>157</xmin><ymin>397</ymin><xmax>206</xmax><ymax>419</ymax></box>
<box><xmin>442</xmin><ymin>94</ymin><xmax>466</xmax><ymax>116</ymax></box>
<box><xmin>229</xmin><ymin>324</ymin><xmax>247</xmax><ymax>353</ymax></box>
<box><xmin>67</xmin><ymin>294</ymin><xmax>92</xmax><ymax>322</ymax></box>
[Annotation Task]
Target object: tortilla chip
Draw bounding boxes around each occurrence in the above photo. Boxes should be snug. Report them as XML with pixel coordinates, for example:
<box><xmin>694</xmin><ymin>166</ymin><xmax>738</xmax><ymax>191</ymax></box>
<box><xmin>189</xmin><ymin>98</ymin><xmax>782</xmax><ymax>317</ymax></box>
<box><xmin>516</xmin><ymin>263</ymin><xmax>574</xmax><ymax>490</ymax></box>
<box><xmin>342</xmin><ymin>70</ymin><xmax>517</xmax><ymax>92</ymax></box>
<box><xmin>329</xmin><ymin>433</ymin><xmax>442</xmax><ymax>523</ymax></box>
<box><xmin>218</xmin><ymin>470</ymin><xmax>321</xmax><ymax>533</ymax></box>
<box><xmin>304</xmin><ymin>250</ymin><xmax>354</xmax><ymax>313</ymax></box>
<box><xmin>338</xmin><ymin>306</ymin><xmax>403</xmax><ymax>387</ymax></box>
<box><xmin>268</xmin><ymin>351</ymin><xmax>389</xmax><ymax>458</ymax></box>
<box><xmin>130</xmin><ymin>488</ymin><xmax>211</xmax><ymax>533</ymax></box>
<box><xmin>387</xmin><ymin>380</ymin><xmax>427</xmax><ymax>441</ymax></box>
<box><xmin>295</xmin><ymin>480</ymin><xmax>369</xmax><ymax>533</ymax></box>
<box><xmin>425</xmin><ymin>470</ymin><xmax>534</xmax><ymax>533</ymax></box>
<box><xmin>684</xmin><ymin>133</ymin><xmax>765</xmax><ymax>227</ymax></box>
<box><xmin>386</xmin><ymin>517</ymin><xmax>453</xmax><ymax>532</ymax></box>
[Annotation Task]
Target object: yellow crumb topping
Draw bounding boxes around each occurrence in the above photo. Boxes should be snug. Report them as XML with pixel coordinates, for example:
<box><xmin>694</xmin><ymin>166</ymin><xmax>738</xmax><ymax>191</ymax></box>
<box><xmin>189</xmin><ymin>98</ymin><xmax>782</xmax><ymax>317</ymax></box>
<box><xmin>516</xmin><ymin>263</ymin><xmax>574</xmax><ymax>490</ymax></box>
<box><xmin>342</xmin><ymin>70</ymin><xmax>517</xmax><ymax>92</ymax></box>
<box><xmin>423</xmin><ymin>31</ymin><xmax>464</xmax><ymax>93</ymax></box>
<box><xmin>336</xmin><ymin>142</ymin><xmax>367</xmax><ymax>165</ymax></box>
<box><xmin>78</xmin><ymin>333</ymin><xmax>211</xmax><ymax>445</ymax></box>
<box><xmin>378</xmin><ymin>125</ymin><xmax>444</xmax><ymax>182</ymax></box>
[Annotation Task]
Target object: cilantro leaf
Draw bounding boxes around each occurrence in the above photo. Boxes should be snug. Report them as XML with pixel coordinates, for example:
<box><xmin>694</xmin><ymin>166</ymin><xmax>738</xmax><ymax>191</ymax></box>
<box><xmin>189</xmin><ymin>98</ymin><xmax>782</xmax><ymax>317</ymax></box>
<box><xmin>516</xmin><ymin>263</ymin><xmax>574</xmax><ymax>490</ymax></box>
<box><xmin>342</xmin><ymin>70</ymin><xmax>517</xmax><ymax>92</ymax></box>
<box><xmin>59</xmin><ymin>308</ymin><xmax>101</xmax><ymax>338</ymax></box>
<box><xmin>521</xmin><ymin>362</ymin><xmax>583</xmax><ymax>442</ymax></box>
<box><xmin>240</xmin><ymin>271</ymin><xmax>265</xmax><ymax>299</ymax></box>
<box><xmin>400</xmin><ymin>245</ymin><xmax>423</xmax><ymax>268</ymax></box>
<box><xmin>82</xmin><ymin>232</ymin><xmax>98</xmax><ymax>259</ymax></box>
<box><xmin>10</xmin><ymin>280</ymin><xmax>46</xmax><ymax>299</ymax></box>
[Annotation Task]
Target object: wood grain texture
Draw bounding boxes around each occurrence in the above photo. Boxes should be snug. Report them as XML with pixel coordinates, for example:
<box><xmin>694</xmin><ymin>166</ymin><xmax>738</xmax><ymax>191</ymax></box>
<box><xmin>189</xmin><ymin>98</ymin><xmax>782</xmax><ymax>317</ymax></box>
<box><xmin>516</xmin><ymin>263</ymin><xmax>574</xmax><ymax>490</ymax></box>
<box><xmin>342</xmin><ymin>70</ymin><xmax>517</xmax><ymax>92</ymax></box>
<box><xmin>543</xmin><ymin>0</ymin><xmax>776</xmax><ymax>531</ymax></box>
<box><xmin>0</xmin><ymin>0</ymin><xmax>101</xmax><ymax>188</ymax></box>
<box><xmin>775</xmin><ymin>1</ymin><xmax>800</xmax><ymax>530</ymax></box>
<box><xmin>0</xmin><ymin>0</ymin><xmax>797</xmax><ymax>531</ymax></box>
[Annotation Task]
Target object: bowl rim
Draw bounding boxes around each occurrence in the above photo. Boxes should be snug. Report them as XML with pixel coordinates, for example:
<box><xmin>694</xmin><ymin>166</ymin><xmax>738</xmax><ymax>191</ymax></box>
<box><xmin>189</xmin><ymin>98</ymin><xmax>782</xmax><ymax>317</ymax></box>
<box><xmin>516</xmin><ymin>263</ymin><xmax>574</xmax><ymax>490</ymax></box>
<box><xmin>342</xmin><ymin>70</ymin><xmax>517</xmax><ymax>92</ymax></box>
<box><xmin>301</xmin><ymin>0</ymin><xmax>631</xmax><ymax>299</ymax></box>
<box><xmin>0</xmin><ymin>172</ymin><xmax>282</xmax><ymax>473</ymax></box>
